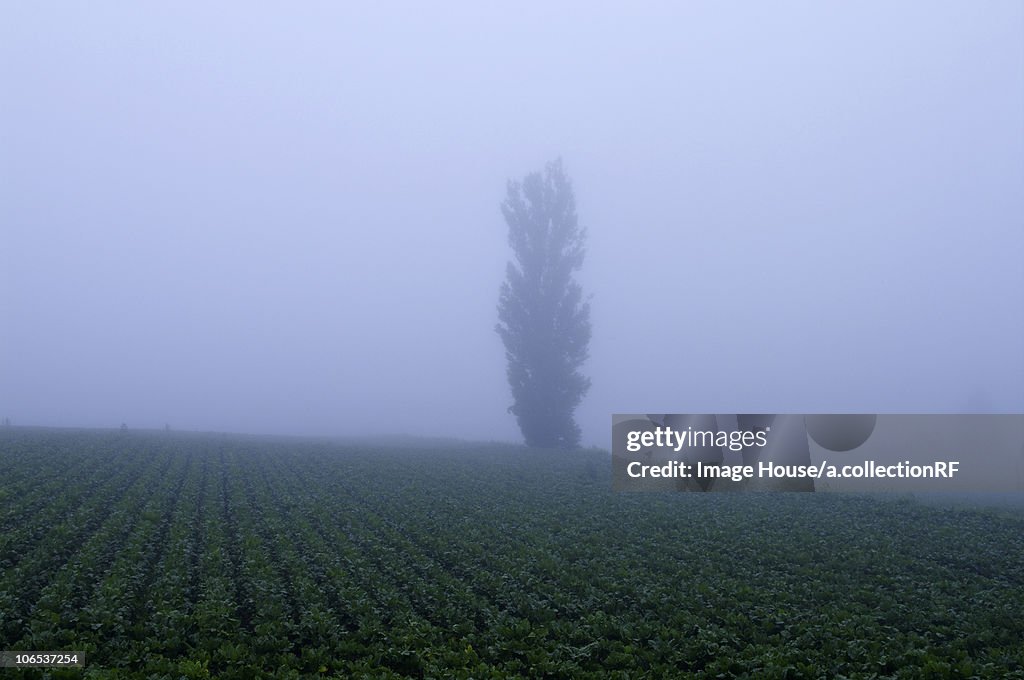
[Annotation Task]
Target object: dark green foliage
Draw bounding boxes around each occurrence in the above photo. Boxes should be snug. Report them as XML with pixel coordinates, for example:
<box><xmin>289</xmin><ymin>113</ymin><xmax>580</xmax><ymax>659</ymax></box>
<box><xmin>496</xmin><ymin>159</ymin><xmax>591</xmax><ymax>449</ymax></box>
<box><xmin>1</xmin><ymin>428</ymin><xmax>1023</xmax><ymax>678</ymax></box>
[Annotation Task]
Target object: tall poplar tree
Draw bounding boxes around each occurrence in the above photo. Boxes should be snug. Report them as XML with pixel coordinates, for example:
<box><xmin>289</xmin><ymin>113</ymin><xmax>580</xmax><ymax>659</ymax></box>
<box><xmin>496</xmin><ymin>159</ymin><xmax>591</xmax><ymax>448</ymax></box>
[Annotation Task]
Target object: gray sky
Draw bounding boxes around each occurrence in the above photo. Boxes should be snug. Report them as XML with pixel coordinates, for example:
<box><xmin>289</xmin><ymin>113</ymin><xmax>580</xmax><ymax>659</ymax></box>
<box><xmin>3</xmin><ymin>3</ymin><xmax>1022</xmax><ymax>447</ymax></box>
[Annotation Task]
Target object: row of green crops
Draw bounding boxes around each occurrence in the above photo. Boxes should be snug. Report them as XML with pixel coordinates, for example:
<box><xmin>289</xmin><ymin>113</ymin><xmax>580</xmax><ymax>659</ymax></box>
<box><xmin>1</xmin><ymin>428</ymin><xmax>1023</xmax><ymax>678</ymax></box>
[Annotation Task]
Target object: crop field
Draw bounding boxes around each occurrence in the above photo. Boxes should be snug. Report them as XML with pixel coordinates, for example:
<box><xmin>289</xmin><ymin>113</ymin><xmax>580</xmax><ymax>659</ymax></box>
<box><xmin>1</xmin><ymin>428</ymin><xmax>1023</xmax><ymax>678</ymax></box>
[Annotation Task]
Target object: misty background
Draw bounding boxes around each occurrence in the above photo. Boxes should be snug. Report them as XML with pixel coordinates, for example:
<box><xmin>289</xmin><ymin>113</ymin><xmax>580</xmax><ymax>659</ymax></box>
<box><xmin>2</xmin><ymin>3</ymin><xmax>1022</xmax><ymax>448</ymax></box>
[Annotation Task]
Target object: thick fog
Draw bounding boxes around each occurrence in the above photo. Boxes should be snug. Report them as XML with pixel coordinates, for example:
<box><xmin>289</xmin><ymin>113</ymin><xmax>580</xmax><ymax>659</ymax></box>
<box><xmin>3</xmin><ymin>3</ymin><xmax>1022</xmax><ymax>447</ymax></box>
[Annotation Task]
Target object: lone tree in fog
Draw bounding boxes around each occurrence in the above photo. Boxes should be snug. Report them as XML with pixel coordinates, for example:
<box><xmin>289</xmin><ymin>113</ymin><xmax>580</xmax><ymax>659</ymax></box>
<box><xmin>496</xmin><ymin>158</ymin><xmax>591</xmax><ymax>449</ymax></box>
